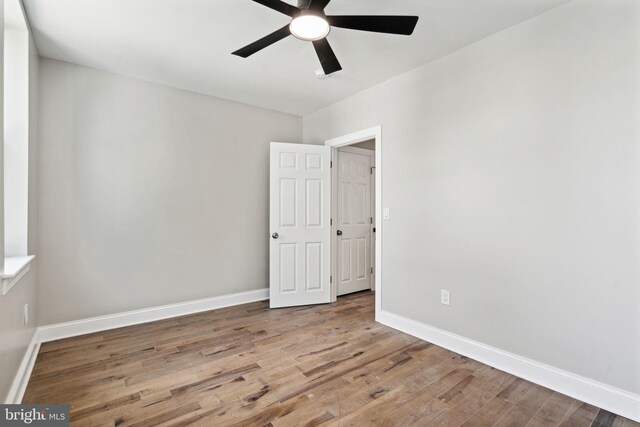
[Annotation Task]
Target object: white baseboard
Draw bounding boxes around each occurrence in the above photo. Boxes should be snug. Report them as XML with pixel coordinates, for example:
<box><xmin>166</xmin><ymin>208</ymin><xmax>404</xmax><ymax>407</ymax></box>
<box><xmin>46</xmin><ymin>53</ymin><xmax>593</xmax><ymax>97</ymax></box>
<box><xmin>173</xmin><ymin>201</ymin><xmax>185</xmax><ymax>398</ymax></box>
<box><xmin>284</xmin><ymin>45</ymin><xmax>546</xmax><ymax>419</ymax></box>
<box><xmin>5</xmin><ymin>329</ymin><xmax>41</xmax><ymax>404</ymax></box>
<box><xmin>38</xmin><ymin>288</ymin><xmax>269</xmax><ymax>343</ymax></box>
<box><xmin>378</xmin><ymin>310</ymin><xmax>640</xmax><ymax>422</ymax></box>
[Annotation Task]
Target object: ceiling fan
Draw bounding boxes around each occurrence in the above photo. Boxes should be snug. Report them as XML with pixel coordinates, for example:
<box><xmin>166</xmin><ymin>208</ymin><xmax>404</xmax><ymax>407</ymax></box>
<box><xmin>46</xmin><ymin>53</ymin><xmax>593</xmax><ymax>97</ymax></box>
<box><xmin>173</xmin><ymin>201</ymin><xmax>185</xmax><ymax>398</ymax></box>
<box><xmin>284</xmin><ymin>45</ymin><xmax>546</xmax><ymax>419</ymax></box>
<box><xmin>232</xmin><ymin>0</ymin><xmax>419</xmax><ymax>75</ymax></box>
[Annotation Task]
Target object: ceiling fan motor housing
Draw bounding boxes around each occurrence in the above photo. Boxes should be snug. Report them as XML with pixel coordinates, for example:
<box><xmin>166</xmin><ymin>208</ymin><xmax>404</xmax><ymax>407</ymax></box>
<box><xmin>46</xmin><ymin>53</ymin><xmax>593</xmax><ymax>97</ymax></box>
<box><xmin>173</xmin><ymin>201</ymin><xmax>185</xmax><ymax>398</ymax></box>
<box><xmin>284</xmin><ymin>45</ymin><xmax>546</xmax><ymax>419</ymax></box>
<box><xmin>297</xmin><ymin>0</ymin><xmax>313</xmax><ymax>9</ymax></box>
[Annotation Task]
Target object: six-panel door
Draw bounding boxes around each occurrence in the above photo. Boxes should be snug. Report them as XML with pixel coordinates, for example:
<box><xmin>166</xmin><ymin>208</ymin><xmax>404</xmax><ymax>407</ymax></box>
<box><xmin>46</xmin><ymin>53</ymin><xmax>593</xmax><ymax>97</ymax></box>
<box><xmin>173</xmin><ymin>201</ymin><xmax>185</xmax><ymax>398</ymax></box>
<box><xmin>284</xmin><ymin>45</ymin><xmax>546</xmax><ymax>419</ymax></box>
<box><xmin>269</xmin><ymin>142</ymin><xmax>332</xmax><ymax>308</ymax></box>
<box><xmin>337</xmin><ymin>150</ymin><xmax>372</xmax><ymax>296</ymax></box>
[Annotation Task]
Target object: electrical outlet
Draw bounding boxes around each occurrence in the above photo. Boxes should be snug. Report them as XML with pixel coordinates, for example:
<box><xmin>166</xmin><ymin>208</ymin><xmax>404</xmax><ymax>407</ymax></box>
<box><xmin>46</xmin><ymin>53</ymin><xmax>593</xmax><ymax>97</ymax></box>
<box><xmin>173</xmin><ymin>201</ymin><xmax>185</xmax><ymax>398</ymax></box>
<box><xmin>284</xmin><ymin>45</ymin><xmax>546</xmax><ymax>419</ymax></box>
<box><xmin>24</xmin><ymin>304</ymin><xmax>29</xmax><ymax>325</ymax></box>
<box><xmin>440</xmin><ymin>289</ymin><xmax>450</xmax><ymax>306</ymax></box>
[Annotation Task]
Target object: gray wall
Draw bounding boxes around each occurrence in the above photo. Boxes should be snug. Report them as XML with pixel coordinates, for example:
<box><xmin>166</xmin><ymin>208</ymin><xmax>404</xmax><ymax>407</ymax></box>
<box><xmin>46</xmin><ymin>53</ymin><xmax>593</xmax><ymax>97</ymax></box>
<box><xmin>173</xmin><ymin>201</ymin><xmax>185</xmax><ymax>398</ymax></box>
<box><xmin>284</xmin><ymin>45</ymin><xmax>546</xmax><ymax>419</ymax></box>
<box><xmin>304</xmin><ymin>0</ymin><xmax>640</xmax><ymax>394</ymax></box>
<box><xmin>37</xmin><ymin>59</ymin><xmax>302</xmax><ymax>325</ymax></box>
<box><xmin>0</xmin><ymin>27</ymin><xmax>39</xmax><ymax>402</ymax></box>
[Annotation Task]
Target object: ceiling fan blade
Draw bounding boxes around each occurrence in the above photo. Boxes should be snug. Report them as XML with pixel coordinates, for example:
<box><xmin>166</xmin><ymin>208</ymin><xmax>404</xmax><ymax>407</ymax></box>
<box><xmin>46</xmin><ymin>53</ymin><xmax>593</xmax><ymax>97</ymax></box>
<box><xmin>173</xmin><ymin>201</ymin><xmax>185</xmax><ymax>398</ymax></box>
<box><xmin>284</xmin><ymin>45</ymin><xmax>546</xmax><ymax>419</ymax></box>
<box><xmin>232</xmin><ymin>25</ymin><xmax>291</xmax><ymax>58</ymax></box>
<box><xmin>327</xmin><ymin>15</ymin><xmax>419</xmax><ymax>35</ymax></box>
<box><xmin>308</xmin><ymin>0</ymin><xmax>332</xmax><ymax>10</ymax></box>
<box><xmin>251</xmin><ymin>0</ymin><xmax>299</xmax><ymax>17</ymax></box>
<box><xmin>312</xmin><ymin>38</ymin><xmax>342</xmax><ymax>75</ymax></box>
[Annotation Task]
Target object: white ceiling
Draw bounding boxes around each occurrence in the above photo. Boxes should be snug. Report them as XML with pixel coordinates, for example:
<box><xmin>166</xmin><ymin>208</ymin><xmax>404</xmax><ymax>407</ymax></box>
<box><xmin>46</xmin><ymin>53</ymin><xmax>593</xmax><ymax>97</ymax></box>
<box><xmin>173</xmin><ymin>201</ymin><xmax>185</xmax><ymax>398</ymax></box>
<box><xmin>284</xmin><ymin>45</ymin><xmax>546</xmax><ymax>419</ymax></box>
<box><xmin>22</xmin><ymin>0</ymin><xmax>570</xmax><ymax>115</ymax></box>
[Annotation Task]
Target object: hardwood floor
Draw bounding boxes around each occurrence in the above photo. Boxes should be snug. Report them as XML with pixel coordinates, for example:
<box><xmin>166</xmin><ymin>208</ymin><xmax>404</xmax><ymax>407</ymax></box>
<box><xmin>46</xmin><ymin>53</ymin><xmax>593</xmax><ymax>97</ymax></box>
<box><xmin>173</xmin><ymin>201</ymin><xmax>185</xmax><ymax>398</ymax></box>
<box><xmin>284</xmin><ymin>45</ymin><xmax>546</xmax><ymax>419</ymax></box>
<box><xmin>24</xmin><ymin>292</ymin><xmax>638</xmax><ymax>426</ymax></box>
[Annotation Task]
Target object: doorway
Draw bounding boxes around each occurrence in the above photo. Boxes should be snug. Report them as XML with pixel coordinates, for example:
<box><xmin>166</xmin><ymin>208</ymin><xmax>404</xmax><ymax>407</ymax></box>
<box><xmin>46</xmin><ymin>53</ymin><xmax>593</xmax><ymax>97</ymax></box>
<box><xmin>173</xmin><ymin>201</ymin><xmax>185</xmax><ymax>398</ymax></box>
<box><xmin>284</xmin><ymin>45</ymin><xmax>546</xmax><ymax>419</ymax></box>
<box><xmin>326</xmin><ymin>126</ymin><xmax>382</xmax><ymax>317</ymax></box>
<box><xmin>268</xmin><ymin>126</ymin><xmax>382</xmax><ymax>317</ymax></box>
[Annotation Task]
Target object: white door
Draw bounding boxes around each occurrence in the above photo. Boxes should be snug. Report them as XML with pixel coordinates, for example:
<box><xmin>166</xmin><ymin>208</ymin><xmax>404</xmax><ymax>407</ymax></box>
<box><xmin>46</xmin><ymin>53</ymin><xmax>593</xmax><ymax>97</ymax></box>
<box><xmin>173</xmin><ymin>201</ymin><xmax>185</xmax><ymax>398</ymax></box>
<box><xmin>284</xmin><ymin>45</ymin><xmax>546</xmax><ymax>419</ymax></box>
<box><xmin>337</xmin><ymin>150</ymin><xmax>373</xmax><ymax>296</ymax></box>
<box><xmin>270</xmin><ymin>142</ymin><xmax>332</xmax><ymax>308</ymax></box>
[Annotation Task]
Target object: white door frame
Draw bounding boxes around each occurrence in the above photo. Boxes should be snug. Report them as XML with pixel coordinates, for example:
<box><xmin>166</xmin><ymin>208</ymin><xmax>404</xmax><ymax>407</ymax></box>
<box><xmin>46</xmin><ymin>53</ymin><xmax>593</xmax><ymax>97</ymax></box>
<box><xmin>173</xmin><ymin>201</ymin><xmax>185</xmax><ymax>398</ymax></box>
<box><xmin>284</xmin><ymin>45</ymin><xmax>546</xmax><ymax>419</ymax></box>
<box><xmin>325</xmin><ymin>126</ymin><xmax>382</xmax><ymax>319</ymax></box>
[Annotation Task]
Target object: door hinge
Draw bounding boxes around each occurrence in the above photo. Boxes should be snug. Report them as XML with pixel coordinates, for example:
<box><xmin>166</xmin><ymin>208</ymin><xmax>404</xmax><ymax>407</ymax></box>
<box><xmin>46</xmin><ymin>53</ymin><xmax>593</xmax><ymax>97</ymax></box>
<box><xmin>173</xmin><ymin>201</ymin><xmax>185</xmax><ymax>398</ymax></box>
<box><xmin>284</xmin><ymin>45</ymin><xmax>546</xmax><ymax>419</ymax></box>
<box><xmin>330</xmin><ymin>218</ymin><xmax>333</xmax><ymax>226</ymax></box>
<box><xmin>370</xmin><ymin>267</ymin><xmax>374</xmax><ymax>274</ymax></box>
<box><xmin>371</xmin><ymin>166</ymin><xmax>375</xmax><ymax>175</ymax></box>
<box><xmin>370</xmin><ymin>217</ymin><xmax>373</xmax><ymax>224</ymax></box>
<box><xmin>330</xmin><ymin>276</ymin><xmax>333</xmax><ymax>284</ymax></box>
<box><xmin>330</xmin><ymin>161</ymin><xmax>333</xmax><ymax>168</ymax></box>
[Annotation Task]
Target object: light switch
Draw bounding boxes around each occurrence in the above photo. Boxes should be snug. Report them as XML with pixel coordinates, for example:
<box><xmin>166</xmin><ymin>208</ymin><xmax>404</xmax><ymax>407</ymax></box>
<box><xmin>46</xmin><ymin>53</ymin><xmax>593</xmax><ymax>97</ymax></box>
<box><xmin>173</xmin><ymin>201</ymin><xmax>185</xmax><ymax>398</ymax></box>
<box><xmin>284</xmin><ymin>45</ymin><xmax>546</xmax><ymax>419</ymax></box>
<box><xmin>383</xmin><ymin>207</ymin><xmax>390</xmax><ymax>220</ymax></box>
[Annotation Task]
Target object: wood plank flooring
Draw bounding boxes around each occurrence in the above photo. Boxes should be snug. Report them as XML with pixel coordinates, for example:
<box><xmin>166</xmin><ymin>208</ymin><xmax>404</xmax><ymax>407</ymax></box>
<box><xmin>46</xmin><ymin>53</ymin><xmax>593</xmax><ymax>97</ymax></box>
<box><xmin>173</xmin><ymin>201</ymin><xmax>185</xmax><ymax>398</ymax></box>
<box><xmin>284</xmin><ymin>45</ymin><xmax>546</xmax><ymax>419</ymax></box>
<box><xmin>23</xmin><ymin>292</ymin><xmax>638</xmax><ymax>426</ymax></box>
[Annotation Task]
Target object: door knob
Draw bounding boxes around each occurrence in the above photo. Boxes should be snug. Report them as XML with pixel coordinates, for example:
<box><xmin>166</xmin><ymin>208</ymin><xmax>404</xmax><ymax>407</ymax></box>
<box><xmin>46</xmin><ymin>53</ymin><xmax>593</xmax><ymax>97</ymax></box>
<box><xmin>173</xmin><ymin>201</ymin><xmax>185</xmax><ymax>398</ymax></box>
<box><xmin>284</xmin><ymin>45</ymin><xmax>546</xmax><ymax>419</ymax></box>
<box><xmin>272</xmin><ymin>232</ymin><xmax>279</xmax><ymax>239</ymax></box>
<box><xmin>337</xmin><ymin>230</ymin><xmax>343</xmax><ymax>236</ymax></box>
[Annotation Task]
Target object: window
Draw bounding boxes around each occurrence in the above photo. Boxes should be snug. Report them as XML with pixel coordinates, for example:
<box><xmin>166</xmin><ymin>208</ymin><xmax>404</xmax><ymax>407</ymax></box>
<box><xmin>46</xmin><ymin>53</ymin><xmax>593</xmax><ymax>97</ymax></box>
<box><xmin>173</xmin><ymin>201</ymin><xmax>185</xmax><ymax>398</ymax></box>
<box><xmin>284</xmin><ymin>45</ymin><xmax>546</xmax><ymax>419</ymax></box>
<box><xmin>2</xmin><ymin>0</ymin><xmax>33</xmax><ymax>295</ymax></box>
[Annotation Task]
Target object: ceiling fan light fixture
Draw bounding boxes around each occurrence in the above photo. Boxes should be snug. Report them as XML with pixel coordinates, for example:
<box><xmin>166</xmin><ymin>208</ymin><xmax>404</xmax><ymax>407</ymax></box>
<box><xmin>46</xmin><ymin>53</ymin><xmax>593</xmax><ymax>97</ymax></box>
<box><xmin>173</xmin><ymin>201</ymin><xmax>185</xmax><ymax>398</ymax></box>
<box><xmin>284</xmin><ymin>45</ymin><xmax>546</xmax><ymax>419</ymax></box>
<box><xmin>289</xmin><ymin>15</ymin><xmax>330</xmax><ymax>41</ymax></box>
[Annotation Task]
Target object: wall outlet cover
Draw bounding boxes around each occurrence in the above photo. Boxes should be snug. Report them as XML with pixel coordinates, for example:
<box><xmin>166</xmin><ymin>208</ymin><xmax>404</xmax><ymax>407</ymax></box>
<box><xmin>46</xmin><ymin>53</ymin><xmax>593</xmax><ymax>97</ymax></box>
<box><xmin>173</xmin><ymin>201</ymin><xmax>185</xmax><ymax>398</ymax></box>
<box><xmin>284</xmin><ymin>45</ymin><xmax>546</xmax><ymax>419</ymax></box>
<box><xmin>440</xmin><ymin>289</ymin><xmax>450</xmax><ymax>306</ymax></box>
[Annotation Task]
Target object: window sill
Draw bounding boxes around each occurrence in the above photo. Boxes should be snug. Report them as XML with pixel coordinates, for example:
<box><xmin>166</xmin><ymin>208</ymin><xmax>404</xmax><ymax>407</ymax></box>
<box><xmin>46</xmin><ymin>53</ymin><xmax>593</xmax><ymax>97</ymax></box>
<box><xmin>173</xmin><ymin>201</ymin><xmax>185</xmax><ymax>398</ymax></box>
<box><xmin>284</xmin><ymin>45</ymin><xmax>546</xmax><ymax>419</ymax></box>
<box><xmin>1</xmin><ymin>256</ymin><xmax>35</xmax><ymax>296</ymax></box>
